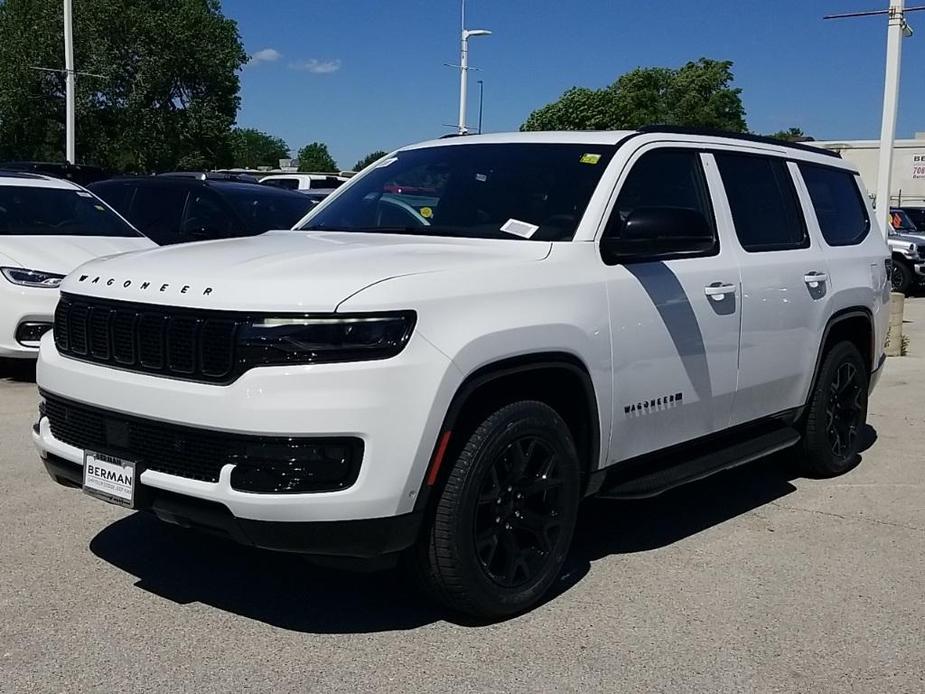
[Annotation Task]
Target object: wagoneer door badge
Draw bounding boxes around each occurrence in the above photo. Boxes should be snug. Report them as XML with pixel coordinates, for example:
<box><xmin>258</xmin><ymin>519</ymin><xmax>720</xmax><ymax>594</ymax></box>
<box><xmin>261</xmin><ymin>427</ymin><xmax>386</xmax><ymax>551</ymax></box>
<box><xmin>77</xmin><ymin>274</ymin><xmax>213</xmax><ymax>296</ymax></box>
<box><xmin>624</xmin><ymin>392</ymin><xmax>683</xmax><ymax>416</ymax></box>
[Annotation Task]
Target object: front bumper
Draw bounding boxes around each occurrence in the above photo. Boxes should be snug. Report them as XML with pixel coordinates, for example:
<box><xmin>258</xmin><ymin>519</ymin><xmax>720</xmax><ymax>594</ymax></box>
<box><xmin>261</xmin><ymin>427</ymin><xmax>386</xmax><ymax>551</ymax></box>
<box><xmin>41</xmin><ymin>453</ymin><xmax>422</xmax><ymax>557</ymax></box>
<box><xmin>0</xmin><ymin>283</ymin><xmax>58</xmax><ymax>358</ymax></box>
<box><xmin>34</xmin><ymin>330</ymin><xmax>463</xmax><ymax>525</ymax></box>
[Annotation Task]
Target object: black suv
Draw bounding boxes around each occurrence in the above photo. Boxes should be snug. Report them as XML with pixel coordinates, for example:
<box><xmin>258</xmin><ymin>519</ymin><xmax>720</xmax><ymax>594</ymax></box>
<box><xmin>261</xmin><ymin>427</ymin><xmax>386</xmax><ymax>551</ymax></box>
<box><xmin>89</xmin><ymin>176</ymin><xmax>315</xmax><ymax>245</ymax></box>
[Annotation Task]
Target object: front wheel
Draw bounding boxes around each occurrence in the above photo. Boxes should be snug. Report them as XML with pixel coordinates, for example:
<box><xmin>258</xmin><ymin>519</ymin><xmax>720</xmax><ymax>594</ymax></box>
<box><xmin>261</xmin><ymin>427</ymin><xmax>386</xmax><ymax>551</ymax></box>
<box><xmin>800</xmin><ymin>341</ymin><xmax>869</xmax><ymax>477</ymax></box>
<box><xmin>413</xmin><ymin>401</ymin><xmax>581</xmax><ymax>619</ymax></box>
<box><xmin>892</xmin><ymin>259</ymin><xmax>913</xmax><ymax>294</ymax></box>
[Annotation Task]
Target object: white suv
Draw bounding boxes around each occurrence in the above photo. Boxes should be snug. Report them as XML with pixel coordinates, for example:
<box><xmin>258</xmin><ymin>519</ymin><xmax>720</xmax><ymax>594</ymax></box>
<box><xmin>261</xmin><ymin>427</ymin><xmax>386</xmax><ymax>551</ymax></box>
<box><xmin>0</xmin><ymin>171</ymin><xmax>154</xmax><ymax>358</ymax></box>
<box><xmin>34</xmin><ymin>129</ymin><xmax>890</xmax><ymax>618</ymax></box>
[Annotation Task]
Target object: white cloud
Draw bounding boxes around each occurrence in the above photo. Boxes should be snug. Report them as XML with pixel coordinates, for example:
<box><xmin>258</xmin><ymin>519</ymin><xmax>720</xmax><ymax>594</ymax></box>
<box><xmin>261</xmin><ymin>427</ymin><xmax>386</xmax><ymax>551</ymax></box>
<box><xmin>248</xmin><ymin>48</ymin><xmax>282</xmax><ymax>66</ymax></box>
<box><xmin>288</xmin><ymin>58</ymin><xmax>342</xmax><ymax>75</ymax></box>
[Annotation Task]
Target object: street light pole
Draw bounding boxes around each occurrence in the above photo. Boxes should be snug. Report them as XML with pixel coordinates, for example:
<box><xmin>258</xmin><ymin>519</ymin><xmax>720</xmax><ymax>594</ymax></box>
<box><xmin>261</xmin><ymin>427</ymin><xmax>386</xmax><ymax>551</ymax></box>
<box><xmin>876</xmin><ymin>0</ymin><xmax>906</xmax><ymax>235</ymax></box>
<box><xmin>63</xmin><ymin>0</ymin><xmax>76</xmax><ymax>164</ymax></box>
<box><xmin>456</xmin><ymin>0</ymin><xmax>490</xmax><ymax>135</ymax></box>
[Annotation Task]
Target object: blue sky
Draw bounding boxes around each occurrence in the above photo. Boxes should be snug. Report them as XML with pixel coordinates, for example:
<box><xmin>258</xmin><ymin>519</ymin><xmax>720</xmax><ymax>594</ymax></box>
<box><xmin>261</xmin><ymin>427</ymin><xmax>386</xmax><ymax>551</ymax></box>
<box><xmin>223</xmin><ymin>0</ymin><xmax>925</xmax><ymax>170</ymax></box>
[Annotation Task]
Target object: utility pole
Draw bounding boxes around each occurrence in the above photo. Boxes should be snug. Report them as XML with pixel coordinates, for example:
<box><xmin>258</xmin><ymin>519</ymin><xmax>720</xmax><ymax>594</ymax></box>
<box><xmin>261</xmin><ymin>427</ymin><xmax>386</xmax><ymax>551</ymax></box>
<box><xmin>825</xmin><ymin>2</ymin><xmax>923</xmax><ymax>237</ymax></box>
<box><xmin>63</xmin><ymin>0</ymin><xmax>76</xmax><ymax>164</ymax></box>
<box><xmin>456</xmin><ymin>0</ymin><xmax>491</xmax><ymax>134</ymax></box>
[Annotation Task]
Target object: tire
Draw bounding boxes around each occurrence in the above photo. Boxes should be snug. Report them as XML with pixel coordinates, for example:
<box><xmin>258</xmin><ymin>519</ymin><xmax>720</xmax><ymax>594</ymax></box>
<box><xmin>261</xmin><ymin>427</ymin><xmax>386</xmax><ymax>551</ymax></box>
<box><xmin>892</xmin><ymin>259</ymin><xmax>913</xmax><ymax>294</ymax></box>
<box><xmin>800</xmin><ymin>341</ymin><xmax>869</xmax><ymax>477</ymax></box>
<box><xmin>413</xmin><ymin>400</ymin><xmax>581</xmax><ymax>619</ymax></box>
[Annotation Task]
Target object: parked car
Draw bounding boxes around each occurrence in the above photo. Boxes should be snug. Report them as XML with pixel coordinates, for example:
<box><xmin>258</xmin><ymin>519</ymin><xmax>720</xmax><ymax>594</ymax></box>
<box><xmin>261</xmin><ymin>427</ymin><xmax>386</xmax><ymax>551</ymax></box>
<box><xmin>89</xmin><ymin>177</ymin><xmax>315</xmax><ymax>245</ymax></box>
<box><xmin>0</xmin><ymin>161</ymin><xmax>108</xmax><ymax>186</ymax></box>
<box><xmin>887</xmin><ymin>231</ymin><xmax>925</xmax><ymax>293</ymax></box>
<box><xmin>0</xmin><ymin>170</ymin><xmax>154</xmax><ymax>359</ymax></box>
<box><xmin>899</xmin><ymin>206</ymin><xmax>925</xmax><ymax>232</ymax></box>
<box><xmin>36</xmin><ymin>128</ymin><xmax>890</xmax><ymax>618</ymax></box>
<box><xmin>259</xmin><ymin>173</ymin><xmax>348</xmax><ymax>192</ymax></box>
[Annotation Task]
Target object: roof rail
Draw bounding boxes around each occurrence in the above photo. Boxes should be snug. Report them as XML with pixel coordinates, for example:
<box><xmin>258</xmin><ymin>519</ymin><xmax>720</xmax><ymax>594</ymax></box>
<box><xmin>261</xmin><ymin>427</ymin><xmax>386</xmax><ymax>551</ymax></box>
<box><xmin>636</xmin><ymin>125</ymin><xmax>841</xmax><ymax>159</ymax></box>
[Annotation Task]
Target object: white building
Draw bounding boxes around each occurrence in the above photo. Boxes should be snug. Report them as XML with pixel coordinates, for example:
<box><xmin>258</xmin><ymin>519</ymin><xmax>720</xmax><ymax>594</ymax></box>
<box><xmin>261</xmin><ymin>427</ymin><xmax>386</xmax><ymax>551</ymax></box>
<box><xmin>812</xmin><ymin>132</ymin><xmax>925</xmax><ymax>206</ymax></box>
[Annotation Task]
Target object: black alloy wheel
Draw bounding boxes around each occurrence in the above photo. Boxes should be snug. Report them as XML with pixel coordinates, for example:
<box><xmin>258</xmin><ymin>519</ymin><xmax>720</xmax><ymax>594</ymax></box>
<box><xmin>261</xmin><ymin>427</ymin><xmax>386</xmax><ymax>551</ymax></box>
<box><xmin>800</xmin><ymin>341</ymin><xmax>869</xmax><ymax>477</ymax></box>
<box><xmin>412</xmin><ymin>400</ymin><xmax>581</xmax><ymax>619</ymax></box>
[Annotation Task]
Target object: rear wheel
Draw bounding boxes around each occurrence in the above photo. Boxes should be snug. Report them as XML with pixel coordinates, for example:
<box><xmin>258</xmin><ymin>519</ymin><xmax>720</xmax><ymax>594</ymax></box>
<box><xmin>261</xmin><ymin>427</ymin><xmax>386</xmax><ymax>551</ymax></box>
<box><xmin>800</xmin><ymin>341</ymin><xmax>869</xmax><ymax>477</ymax></box>
<box><xmin>413</xmin><ymin>400</ymin><xmax>581</xmax><ymax>619</ymax></box>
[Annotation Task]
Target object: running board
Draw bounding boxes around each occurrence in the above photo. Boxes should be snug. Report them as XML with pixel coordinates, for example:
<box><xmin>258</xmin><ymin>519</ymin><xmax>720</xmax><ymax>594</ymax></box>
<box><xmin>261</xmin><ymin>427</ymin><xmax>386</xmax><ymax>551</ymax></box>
<box><xmin>596</xmin><ymin>426</ymin><xmax>801</xmax><ymax>500</ymax></box>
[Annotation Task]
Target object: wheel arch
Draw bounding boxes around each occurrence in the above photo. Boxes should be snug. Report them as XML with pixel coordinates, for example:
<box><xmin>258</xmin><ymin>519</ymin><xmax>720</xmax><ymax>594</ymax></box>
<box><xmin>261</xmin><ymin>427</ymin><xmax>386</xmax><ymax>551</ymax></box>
<box><xmin>414</xmin><ymin>352</ymin><xmax>602</xmax><ymax>512</ymax></box>
<box><xmin>801</xmin><ymin>307</ymin><xmax>875</xmax><ymax>415</ymax></box>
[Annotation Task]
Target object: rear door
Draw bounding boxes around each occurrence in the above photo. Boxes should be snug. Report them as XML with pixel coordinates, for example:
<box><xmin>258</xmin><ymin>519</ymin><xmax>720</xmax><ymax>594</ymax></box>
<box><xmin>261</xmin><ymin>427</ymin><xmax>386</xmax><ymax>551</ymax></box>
<box><xmin>711</xmin><ymin>151</ymin><xmax>831</xmax><ymax>425</ymax></box>
<box><xmin>601</xmin><ymin>145</ymin><xmax>742</xmax><ymax>462</ymax></box>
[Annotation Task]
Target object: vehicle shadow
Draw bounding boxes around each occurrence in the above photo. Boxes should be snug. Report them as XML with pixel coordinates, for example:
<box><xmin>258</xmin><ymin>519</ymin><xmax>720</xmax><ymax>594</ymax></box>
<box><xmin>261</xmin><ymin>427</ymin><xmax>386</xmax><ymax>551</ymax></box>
<box><xmin>89</xmin><ymin>427</ymin><xmax>877</xmax><ymax>633</ymax></box>
<box><xmin>0</xmin><ymin>358</ymin><xmax>36</xmax><ymax>383</ymax></box>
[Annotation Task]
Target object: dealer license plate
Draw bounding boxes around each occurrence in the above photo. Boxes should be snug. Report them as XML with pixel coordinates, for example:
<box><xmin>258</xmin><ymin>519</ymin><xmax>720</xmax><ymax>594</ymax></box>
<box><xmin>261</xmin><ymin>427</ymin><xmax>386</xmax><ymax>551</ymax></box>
<box><xmin>83</xmin><ymin>451</ymin><xmax>137</xmax><ymax>508</ymax></box>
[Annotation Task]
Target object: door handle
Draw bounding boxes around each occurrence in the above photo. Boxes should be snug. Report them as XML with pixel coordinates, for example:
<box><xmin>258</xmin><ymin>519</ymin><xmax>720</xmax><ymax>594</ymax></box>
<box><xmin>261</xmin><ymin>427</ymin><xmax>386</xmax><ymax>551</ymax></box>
<box><xmin>804</xmin><ymin>272</ymin><xmax>828</xmax><ymax>286</ymax></box>
<box><xmin>704</xmin><ymin>283</ymin><xmax>736</xmax><ymax>300</ymax></box>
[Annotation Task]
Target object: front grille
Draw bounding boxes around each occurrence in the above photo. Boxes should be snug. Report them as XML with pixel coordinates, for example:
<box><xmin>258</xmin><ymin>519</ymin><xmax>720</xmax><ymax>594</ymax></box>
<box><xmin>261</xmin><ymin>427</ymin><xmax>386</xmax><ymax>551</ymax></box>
<box><xmin>54</xmin><ymin>294</ymin><xmax>239</xmax><ymax>383</ymax></box>
<box><xmin>917</xmin><ymin>245</ymin><xmax>925</xmax><ymax>258</ymax></box>
<box><xmin>42</xmin><ymin>393</ymin><xmax>362</xmax><ymax>490</ymax></box>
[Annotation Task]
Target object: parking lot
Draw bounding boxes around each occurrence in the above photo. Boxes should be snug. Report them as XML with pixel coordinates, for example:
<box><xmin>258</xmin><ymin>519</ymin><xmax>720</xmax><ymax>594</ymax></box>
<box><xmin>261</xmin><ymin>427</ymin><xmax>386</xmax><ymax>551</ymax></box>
<box><xmin>0</xmin><ymin>303</ymin><xmax>922</xmax><ymax>693</ymax></box>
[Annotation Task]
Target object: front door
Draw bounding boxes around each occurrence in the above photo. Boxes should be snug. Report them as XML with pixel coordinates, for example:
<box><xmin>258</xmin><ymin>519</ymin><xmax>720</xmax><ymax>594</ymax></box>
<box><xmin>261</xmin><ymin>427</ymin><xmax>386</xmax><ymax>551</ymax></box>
<box><xmin>601</xmin><ymin>146</ymin><xmax>742</xmax><ymax>463</ymax></box>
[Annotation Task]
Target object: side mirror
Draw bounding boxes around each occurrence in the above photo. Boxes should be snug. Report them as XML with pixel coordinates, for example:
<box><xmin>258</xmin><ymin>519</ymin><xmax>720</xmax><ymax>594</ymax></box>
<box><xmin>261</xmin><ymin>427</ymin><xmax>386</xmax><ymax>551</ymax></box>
<box><xmin>600</xmin><ymin>207</ymin><xmax>715</xmax><ymax>264</ymax></box>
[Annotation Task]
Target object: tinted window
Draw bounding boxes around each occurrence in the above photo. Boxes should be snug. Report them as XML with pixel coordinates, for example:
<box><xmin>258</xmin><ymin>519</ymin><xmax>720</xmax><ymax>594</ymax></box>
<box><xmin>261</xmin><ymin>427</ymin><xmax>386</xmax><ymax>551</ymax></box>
<box><xmin>125</xmin><ymin>185</ymin><xmax>188</xmax><ymax>245</ymax></box>
<box><xmin>903</xmin><ymin>207</ymin><xmax>925</xmax><ymax>231</ymax></box>
<box><xmin>798</xmin><ymin>164</ymin><xmax>869</xmax><ymax>246</ymax></box>
<box><xmin>606</xmin><ymin>148</ymin><xmax>714</xmax><ymax>240</ymax></box>
<box><xmin>715</xmin><ymin>154</ymin><xmax>807</xmax><ymax>252</ymax></box>
<box><xmin>301</xmin><ymin>143</ymin><xmax>616</xmax><ymax>241</ymax></box>
<box><xmin>0</xmin><ymin>185</ymin><xmax>140</xmax><ymax>237</ymax></box>
<box><xmin>262</xmin><ymin>178</ymin><xmax>299</xmax><ymax>190</ymax></box>
<box><xmin>182</xmin><ymin>190</ymin><xmax>235</xmax><ymax>238</ymax></box>
<box><xmin>220</xmin><ymin>186</ymin><xmax>315</xmax><ymax>232</ymax></box>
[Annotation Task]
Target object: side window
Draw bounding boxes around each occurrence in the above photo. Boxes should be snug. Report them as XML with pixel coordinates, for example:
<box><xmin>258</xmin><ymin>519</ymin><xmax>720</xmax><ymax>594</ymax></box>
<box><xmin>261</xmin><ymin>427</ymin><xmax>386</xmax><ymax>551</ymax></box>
<box><xmin>605</xmin><ymin>148</ymin><xmax>715</xmax><ymax>244</ymax></box>
<box><xmin>715</xmin><ymin>153</ymin><xmax>807</xmax><ymax>252</ymax></box>
<box><xmin>263</xmin><ymin>178</ymin><xmax>299</xmax><ymax>190</ymax></box>
<box><xmin>798</xmin><ymin>164</ymin><xmax>870</xmax><ymax>246</ymax></box>
<box><xmin>181</xmin><ymin>190</ymin><xmax>235</xmax><ymax>238</ymax></box>
<box><xmin>128</xmin><ymin>186</ymin><xmax>188</xmax><ymax>245</ymax></box>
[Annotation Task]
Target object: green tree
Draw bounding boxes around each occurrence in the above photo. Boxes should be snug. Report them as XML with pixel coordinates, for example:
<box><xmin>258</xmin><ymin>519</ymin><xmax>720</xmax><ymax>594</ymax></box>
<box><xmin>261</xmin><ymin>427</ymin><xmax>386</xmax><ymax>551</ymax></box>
<box><xmin>352</xmin><ymin>150</ymin><xmax>388</xmax><ymax>172</ymax></box>
<box><xmin>297</xmin><ymin>142</ymin><xmax>337</xmax><ymax>172</ymax></box>
<box><xmin>766</xmin><ymin>127</ymin><xmax>808</xmax><ymax>142</ymax></box>
<box><xmin>230</xmin><ymin>127</ymin><xmax>289</xmax><ymax>168</ymax></box>
<box><xmin>522</xmin><ymin>58</ymin><xmax>746</xmax><ymax>133</ymax></box>
<box><xmin>0</xmin><ymin>0</ymin><xmax>247</xmax><ymax>172</ymax></box>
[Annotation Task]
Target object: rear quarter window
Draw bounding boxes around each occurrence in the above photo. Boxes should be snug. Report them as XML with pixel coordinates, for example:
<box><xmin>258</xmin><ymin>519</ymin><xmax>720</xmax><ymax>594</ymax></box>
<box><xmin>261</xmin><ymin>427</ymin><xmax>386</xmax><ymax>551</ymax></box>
<box><xmin>798</xmin><ymin>164</ymin><xmax>870</xmax><ymax>247</ymax></box>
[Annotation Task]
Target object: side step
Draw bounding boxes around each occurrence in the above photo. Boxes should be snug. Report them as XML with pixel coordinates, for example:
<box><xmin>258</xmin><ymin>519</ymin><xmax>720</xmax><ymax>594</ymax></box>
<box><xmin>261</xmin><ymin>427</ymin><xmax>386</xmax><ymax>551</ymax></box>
<box><xmin>596</xmin><ymin>426</ymin><xmax>801</xmax><ymax>500</ymax></box>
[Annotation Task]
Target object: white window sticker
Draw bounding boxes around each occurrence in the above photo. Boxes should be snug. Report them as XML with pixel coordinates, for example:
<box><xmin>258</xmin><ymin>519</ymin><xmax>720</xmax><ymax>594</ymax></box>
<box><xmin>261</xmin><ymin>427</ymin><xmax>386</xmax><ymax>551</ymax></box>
<box><xmin>500</xmin><ymin>218</ymin><xmax>539</xmax><ymax>239</ymax></box>
<box><xmin>76</xmin><ymin>191</ymin><xmax>93</xmax><ymax>197</ymax></box>
<box><xmin>376</xmin><ymin>157</ymin><xmax>398</xmax><ymax>168</ymax></box>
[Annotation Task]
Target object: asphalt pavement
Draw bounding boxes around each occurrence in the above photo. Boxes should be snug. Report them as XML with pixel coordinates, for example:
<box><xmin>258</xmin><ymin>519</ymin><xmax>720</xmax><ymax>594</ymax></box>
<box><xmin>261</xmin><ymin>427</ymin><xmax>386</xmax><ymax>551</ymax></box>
<box><xmin>1</xmin><ymin>302</ymin><xmax>923</xmax><ymax>693</ymax></box>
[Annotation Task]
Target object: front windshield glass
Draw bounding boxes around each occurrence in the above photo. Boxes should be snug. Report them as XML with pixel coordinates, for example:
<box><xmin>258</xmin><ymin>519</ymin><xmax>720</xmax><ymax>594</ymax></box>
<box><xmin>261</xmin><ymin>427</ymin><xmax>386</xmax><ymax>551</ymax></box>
<box><xmin>222</xmin><ymin>186</ymin><xmax>316</xmax><ymax>231</ymax></box>
<box><xmin>0</xmin><ymin>185</ymin><xmax>141</xmax><ymax>237</ymax></box>
<box><xmin>300</xmin><ymin>143</ymin><xmax>616</xmax><ymax>241</ymax></box>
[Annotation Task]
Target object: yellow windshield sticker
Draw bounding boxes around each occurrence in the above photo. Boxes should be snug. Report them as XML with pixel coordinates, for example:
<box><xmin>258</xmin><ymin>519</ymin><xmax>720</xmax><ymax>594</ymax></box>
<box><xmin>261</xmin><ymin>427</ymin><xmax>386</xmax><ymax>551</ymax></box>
<box><xmin>420</xmin><ymin>206</ymin><xmax>433</xmax><ymax>219</ymax></box>
<box><xmin>580</xmin><ymin>153</ymin><xmax>602</xmax><ymax>165</ymax></box>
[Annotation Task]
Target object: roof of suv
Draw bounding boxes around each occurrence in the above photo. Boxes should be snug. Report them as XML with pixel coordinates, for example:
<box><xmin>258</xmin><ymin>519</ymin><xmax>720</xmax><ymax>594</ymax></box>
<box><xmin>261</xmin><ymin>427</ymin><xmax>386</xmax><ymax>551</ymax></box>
<box><xmin>406</xmin><ymin>127</ymin><xmax>844</xmax><ymax>162</ymax></box>
<box><xmin>0</xmin><ymin>170</ymin><xmax>83</xmax><ymax>189</ymax></box>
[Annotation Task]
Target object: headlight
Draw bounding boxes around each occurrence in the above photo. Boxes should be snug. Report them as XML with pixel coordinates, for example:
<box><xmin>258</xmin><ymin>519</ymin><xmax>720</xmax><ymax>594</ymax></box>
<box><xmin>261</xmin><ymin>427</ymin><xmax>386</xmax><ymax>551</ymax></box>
<box><xmin>1</xmin><ymin>267</ymin><xmax>65</xmax><ymax>288</ymax></box>
<box><xmin>237</xmin><ymin>311</ymin><xmax>416</xmax><ymax>366</ymax></box>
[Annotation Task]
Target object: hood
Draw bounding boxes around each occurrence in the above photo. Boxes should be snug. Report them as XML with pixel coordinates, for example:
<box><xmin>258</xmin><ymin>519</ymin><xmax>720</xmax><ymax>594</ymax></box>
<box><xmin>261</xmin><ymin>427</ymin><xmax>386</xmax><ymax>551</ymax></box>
<box><xmin>0</xmin><ymin>235</ymin><xmax>155</xmax><ymax>275</ymax></box>
<box><xmin>59</xmin><ymin>230</ymin><xmax>552</xmax><ymax>312</ymax></box>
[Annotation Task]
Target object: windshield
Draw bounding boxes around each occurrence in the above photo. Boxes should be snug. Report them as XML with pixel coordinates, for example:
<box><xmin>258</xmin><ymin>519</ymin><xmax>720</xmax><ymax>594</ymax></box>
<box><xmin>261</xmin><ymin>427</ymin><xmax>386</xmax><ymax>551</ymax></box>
<box><xmin>222</xmin><ymin>186</ymin><xmax>316</xmax><ymax>231</ymax></box>
<box><xmin>0</xmin><ymin>185</ymin><xmax>140</xmax><ymax>237</ymax></box>
<box><xmin>300</xmin><ymin>143</ymin><xmax>616</xmax><ymax>241</ymax></box>
<box><xmin>891</xmin><ymin>209</ymin><xmax>917</xmax><ymax>232</ymax></box>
